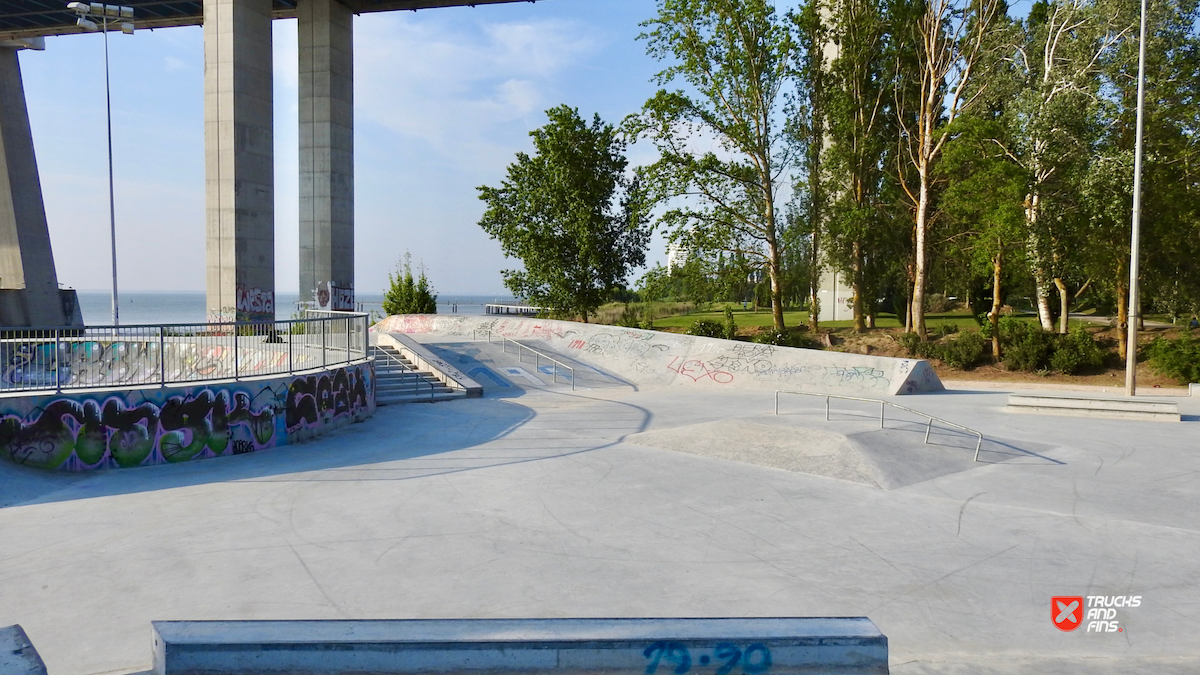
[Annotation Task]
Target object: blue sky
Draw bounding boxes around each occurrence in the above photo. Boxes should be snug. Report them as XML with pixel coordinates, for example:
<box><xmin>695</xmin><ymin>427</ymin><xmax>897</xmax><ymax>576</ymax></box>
<box><xmin>19</xmin><ymin>0</ymin><xmax>665</xmax><ymax>296</ymax></box>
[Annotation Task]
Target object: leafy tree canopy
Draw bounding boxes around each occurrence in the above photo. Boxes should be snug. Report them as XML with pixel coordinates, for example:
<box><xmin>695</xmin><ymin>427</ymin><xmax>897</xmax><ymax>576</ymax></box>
<box><xmin>477</xmin><ymin>105</ymin><xmax>650</xmax><ymax>322</ymax></box>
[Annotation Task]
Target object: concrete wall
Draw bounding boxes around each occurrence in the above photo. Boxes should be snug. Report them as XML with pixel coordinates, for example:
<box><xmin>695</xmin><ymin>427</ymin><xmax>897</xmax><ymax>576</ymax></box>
<box><xmin>373</xmin><ymin>315</ymin><xmax>943</xmax><ymax>396</ymax></box>
<box><xmin>0</xmin><ymin>360</ymin><xmax>374</xmax><ymax>471</ymax></box>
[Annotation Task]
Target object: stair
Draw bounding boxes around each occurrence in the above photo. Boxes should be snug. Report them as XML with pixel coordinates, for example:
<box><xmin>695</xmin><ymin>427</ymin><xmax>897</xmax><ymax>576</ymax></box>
<box><xmin>371</xmin><ymin>345</ymin><xmax>464</xmax><ymax>406</ymax></box>
<box><xmin>1006</xmin><ymin>394</ymin><xmax>1180</xmax><ymax>422</ymax></box>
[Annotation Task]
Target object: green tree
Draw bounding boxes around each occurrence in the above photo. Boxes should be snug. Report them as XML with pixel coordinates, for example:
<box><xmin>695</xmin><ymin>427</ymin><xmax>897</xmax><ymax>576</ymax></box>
<box><xmin>382</xmin><ymin>252</ymin><xmax>438</xmax><ymax>315</ymax></box>
<box><xmin>939</xmin><ymin>115</ymin><xmax>1029</xmax><ymax>358</ymax></box>
<box><xmin>477</xmin><ymin>105</ymin><xmax>650</xmax><ymax>323</ymax></box>
<box><xmin>894</xmin><ymin>0</ymin><xmax>1005</xmax><ymax>339</ymax></box>
<box><xmin>630</xmin><ymin>0</ymin><xmax>803</xmax><ymax>331</ymax></box>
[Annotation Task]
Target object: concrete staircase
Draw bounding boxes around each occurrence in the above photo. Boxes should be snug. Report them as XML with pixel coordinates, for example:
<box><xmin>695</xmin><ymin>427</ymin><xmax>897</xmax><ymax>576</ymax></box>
<box><xmin>1006</xmin><ymin>394</ymin><xmax>1180</xmax><ymax>422</ymax></box>
<box><xmin>371</xmin><ymin>345</ymin><xmax>463</xmax><ymax>406</ymax></box>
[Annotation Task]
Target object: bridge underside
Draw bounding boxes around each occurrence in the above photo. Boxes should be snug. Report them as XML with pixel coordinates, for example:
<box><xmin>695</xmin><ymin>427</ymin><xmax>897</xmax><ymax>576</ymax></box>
<box><xmin>0</xmin><ymin>0</ymin><xmax>528</xmax><ymax>325</ymax></box>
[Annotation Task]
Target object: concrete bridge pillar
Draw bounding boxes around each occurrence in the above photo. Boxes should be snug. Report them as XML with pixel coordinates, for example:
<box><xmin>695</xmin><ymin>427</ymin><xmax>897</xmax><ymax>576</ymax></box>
<box><xmin>298</xmin><ymin>0</ymin><xmax>354</xmax><ymax>310</ymax></box>
<box><xmin>0</xmin><ymin>46</ymin><xmax>81</xmax><ymax>327</ymax></box>
<box><xmin>204</xmin><ymin>0</ymin><xmax>275</xmax><ymax>323</ymax></box>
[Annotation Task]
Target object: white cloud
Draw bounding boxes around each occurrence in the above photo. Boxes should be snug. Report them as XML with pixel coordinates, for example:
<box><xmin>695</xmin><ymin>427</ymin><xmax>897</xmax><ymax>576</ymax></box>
<box><xmin>354</xmin><ymin>13</ymin><xmax>601</xmax><ymax>162</ymax></box>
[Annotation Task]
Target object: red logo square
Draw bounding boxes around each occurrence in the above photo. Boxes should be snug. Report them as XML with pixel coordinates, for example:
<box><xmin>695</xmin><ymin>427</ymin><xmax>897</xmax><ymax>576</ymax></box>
<box><xmin>1053</xmin><ymin>596</ymin><xmax>1084</xmax><ymax>631</ymax></box>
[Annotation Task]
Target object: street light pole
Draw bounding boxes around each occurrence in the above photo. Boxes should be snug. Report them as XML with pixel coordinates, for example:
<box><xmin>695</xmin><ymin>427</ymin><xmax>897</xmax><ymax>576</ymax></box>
<box><xmin>1125</xmin><ymin>0</ymin><xmax>1148</xmax><ymax>396</ymax></box>
<box><xmin>102</xmin><ymin>12</ymin><xmax>118</xmax><ymax>326</ymax></box>
<box><xmin>67</xmin><ymin>2</ymin><xmax>133</xmax><ymax>326</ymax></box>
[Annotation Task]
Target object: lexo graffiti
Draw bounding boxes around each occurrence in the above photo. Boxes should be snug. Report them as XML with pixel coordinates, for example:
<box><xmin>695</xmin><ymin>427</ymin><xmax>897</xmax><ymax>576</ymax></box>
<box><xmin>0</xmin><ymin>362</ymin><xmax>374</xmax><ymax>471</ymax></box>
<box><xmin>667</xmin><ymin>356</ymin><xmax>734</xmax><ymax>384</ymax></box>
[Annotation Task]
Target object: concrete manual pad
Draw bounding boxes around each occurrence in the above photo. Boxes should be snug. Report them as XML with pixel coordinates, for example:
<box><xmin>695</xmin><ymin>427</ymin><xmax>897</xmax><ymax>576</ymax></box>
<box><xmin>151</xmin><ymin>618</ymin><xmax>887</xmax><ymax>675</ymax></box>
<box><xmin>1</xmin><ymin>333</ymin><xmax>1198</xmax><ymax>675</ymax></box>
<box><xmin>0</xmin><ymin>625</ymin><xmax>46</xmax><ymax>675</ymax></box>
<box><xmin>626</xmin><ymin>419</ymin><xmax>879</xmax><ymax>486</ymax></box>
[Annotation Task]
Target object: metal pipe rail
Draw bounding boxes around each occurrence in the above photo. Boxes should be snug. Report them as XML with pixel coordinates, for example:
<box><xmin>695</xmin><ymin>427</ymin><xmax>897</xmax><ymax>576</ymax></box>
<box><xmin>0</xmin><ymin>312</ymin><xmax>370</xmax><ymax>394</ymax></box>
<box><xmin>774</xmin><ymin>390</ymin><xmax>985</xmax><ymax>461</ymax></box>
<box><xmin>474</xmin><ymin>329</ymin><xmax>574</xmax><ymax>390</ymax></box>
<box><xmin>372</xmin><ymin>345</ymin><xmax>437</xmax><ymax>400</ymax></box>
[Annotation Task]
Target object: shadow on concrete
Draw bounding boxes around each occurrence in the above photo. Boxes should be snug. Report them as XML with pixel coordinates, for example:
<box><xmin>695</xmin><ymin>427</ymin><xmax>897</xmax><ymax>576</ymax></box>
<box><xmin>0</xmin><ymin>381</ymin><xmax>659</xmax><ymax>511</ymax></box>
<box><xmin>0</xmin><ymin>396</ymin><xmax>537</xmax><ymax>509</ymax></box>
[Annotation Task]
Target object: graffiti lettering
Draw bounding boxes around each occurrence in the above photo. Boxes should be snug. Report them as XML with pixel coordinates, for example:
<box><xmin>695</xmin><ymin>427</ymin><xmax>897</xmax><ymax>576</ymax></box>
<box><xmin>667</xmin><ymin>357</ymin><xmax>734</xmax><ymax>384</ymax></box>
<box><xmin>0</xmin><ymin>362</ymin><xmax>375</xmax><ymax>471</ymax></box>
<box><xmin>236</xmin><ymin>286</ymin><xmax>275</xmax><ymax>314</ymax></box>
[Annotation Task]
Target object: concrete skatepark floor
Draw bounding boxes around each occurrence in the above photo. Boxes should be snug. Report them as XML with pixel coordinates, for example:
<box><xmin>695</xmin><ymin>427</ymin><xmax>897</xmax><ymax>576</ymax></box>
<box><xmin>1</xmin><ymin>337</ymin><xmax>1198</xmax><ymax>674</ymax></box>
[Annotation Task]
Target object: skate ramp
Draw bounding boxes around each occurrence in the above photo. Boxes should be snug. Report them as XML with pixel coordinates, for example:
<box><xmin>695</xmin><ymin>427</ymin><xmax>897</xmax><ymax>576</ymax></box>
<box><xmin>373</xmin><ymin>315</ymin><xmax>942</xmax><ymax>396</ymax></box>
<box><xmin>624</xmin><ymin>417</ymin><xmax>992</xmax><ymax>489</ymax></box>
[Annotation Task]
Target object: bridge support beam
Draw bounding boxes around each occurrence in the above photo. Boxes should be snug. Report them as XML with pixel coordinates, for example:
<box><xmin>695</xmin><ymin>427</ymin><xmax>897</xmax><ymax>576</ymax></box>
<box><xmin>0</xmin><ymin>46</ymin><xmax>81</xmax><ymax>328</ymax></box>
<box><xmin>204</xmin><ymin>0</ymin><xmax>275</xmax><ymax>323</ymax></box>
<box><xmin>298</xmin><ymin>0</ymin><xmax>354</xmax><ymax>310</ymax></box>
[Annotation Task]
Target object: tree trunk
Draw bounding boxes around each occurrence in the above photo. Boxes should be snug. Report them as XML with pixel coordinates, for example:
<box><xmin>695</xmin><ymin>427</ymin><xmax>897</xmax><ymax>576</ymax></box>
<box><xmin>1053</xmin><ymin>277</ymin><xmax>1069</xmax><ymax>334</ymax></box>
<box><xmin>991</xmin><ymin>248</ymin><xmax>1003</xmax><ymax>360</ymax></box>
<box><xmin>1116</xmin><ymin>279</ymin><xmax>1128</xmax><ymax>360</ymax></box>
<box><xmin>912</xmin><ymin>176</ymin><xmax>930</xmax><ymax>339</ymax></box>
<box><xmin>851</xmin><ymin>241</ymin><xmax>865</xmax><ymax>333</ymax></box>
<box><xmin>808</xmin><ymin>239</ymin><xmax>820</xmax><ymax>332</ymax></box>
<box><xmin>1025</xmin><ymin>193</ymin><xmax>1055</xmax><ymax>331</ymax></box>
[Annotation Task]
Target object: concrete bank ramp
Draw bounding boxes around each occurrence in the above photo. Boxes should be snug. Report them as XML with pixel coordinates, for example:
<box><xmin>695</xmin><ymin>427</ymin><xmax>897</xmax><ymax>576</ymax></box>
<box><xmin>624</xmin><ymin>417</ymin><xmax>983</xmax><ymax>489</ymax></box>
<box><xmin>373</xmin><ymin>315</ymin><xmax>942</xmax><ymax>396</ymax></box>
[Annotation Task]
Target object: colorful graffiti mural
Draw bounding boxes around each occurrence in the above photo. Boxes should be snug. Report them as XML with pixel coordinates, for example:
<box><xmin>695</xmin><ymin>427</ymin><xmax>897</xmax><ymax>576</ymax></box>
<box><xmin>0</xmin><ymin>362</ymin><xmax>374</xmax><ymax>471</ymax></box>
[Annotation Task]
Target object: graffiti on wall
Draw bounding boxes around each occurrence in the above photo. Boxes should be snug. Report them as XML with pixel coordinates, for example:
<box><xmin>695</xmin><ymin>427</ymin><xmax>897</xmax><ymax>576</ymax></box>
<box><xmin>236</xmin><ymin>285</ymin><xmax>275</xmax><ymax>316</ymax></box>
<box><xmin>0</xmin><ymin>362</ymin><xmax>374</xmax><ymax>471</ymax></box>
<box><xmin>372</xmin><ymin>314</ymin><xmax>918</xmax><ymax>394</ymax></box>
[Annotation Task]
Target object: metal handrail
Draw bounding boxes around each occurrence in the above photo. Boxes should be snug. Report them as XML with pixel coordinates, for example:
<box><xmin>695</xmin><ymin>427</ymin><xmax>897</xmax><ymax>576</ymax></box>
<box><xmin>0</xmin><ymin>312</ymin><xmax>370</xmax><ymax>395</ymax></box>
<box><xmin>474</xmin><ymin>329</ymin><xmax>574</xmax><ymax>390</ymax></box>
<box><xmin>371</xmin><ymin>345</ymin><xmax>436</xmax><ymax>400</ymax></box>
<box><xmin>774</xmin><ymin>390</ymin><xmax>985</xmax><ymax>462</ymax></box>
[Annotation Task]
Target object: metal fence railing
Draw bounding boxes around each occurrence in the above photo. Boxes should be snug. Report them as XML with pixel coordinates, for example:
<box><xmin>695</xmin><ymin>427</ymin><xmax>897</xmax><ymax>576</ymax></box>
<box><xmin>0</xmin><ymin>311</ymin><xmax>370</xmax><ymax>394</ymax></box>
<box><xmin>774</xmin><ymin>390</ymin><xmax>985</xmax><ymax>461</ymax></box>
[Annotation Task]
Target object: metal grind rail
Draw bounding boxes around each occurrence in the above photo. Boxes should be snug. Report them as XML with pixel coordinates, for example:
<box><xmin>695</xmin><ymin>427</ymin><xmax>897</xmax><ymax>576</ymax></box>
<box><xmin>372</xmin><ymin>345</ymin><xmax>438</xmax><ymax>400</ymax></box>
<box><xmin>474</xmin><ymin>330</ymin><xmax>574</xmax><ymax>390</ymax></box>
<box><xmin>774</xmin><ymin>390</ymin><xmax>985</xmax><ymax>461</ymax></box>
<box><xmin>0</xmin><ymin>311</ymin><xmax>370</xmax><ymax>394</ymax></box>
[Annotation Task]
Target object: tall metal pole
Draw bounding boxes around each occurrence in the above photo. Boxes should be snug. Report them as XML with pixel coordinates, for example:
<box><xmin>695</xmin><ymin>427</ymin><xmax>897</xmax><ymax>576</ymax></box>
<box><xmin>1125</xmin><ymin>0</ymin><xmax>1148</xmax><ymax>396</ymax></box>
<box><xmin>103</xmin><ymin>14</ymin><xmax>119</xmax><ymax>326</ymax></box>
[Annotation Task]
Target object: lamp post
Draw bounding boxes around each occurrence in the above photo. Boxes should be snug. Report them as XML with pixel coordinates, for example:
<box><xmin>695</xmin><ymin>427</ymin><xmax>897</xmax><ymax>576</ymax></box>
<box><xmin>1125</xmin><ymin>0</ymin><xmax>1148</xmax><ymax>396</ymax></box>
<box><xmin>67</xmin><ymin>2</ymin><xmax>133</xmax><ymax>326</ymax></box>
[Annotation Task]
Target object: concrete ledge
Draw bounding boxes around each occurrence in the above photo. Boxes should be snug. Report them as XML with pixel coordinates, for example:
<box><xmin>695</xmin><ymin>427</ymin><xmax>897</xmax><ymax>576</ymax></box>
<box><xmin>1007</xmin><ymin>394</ymin><xmax>1180</xmax><ymax>422</ymax></box>
<box><xmin>152</xmin><ymin>618</ymin><xmax>888</xmax><ymax>675</ymax></box>
<box><xmin>1191</xmin><ymin>383</ymin><xmax>1200</xmax><ymax>397</ymax></box>
<box><xmin>378</xmin><ymin>332</ymin><xmax>483</xmax><ymax>397</ymax></box>
<box><xmin>0</xmin><ymin>625</ymin><xmax>47</xmax><ymax>675</ymax></box>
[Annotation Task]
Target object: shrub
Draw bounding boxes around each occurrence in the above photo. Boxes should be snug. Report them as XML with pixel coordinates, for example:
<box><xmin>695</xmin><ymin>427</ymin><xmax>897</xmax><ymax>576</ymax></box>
<box><xmin>1050</xmin><ymin>327</ymin><xmax>1106</xmax><ymax>375</ymax></box>
<box><xmin>686</xmin><ymin>319</ymin><xmax>726</xmax><ymax>338</ymax></box>
<box><xmin>936</xmin><ymin>322</ymin><xmax>959</xmax><ymax>337</ymax></box>
<box><xmin>895</xmin><ymin>331</ymin><xmax>922</xmax><ymax>357</ymax></box>
<box><xmin>723</xmin><ymin>306</ymin><xmax>738</xmax><ymax>340</ymax></box>
<box><xmin>1147</xmin><ymin>330</ymin><xmax>1200</xmax><ymax>384</ymax></box>
<box><xmin>925</xmin><ymin>293</ymin><xmax>956</xmax><ymax>313</ymax></box>
<box><xmin>753</xmin><ymin>328</ymin><xmax>818</xmax><ymax>349</ymax></box>
<box><xmin>1001</xmin><ymin>319</ymin><xmax>1055</xmax><ymax>372</ymax></box>
<box><xmin>616</xmin><ymin>303</ymin><xmax>641</xmax><ymax>328</ymax></box>
<box><xmin>939</xmin><ymin>331</ymin><xmax>985</xmax><ymax>370</ymax></box>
